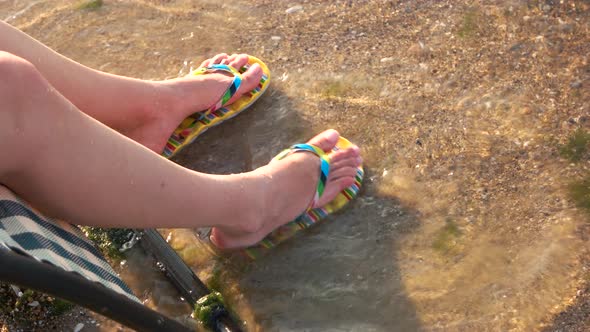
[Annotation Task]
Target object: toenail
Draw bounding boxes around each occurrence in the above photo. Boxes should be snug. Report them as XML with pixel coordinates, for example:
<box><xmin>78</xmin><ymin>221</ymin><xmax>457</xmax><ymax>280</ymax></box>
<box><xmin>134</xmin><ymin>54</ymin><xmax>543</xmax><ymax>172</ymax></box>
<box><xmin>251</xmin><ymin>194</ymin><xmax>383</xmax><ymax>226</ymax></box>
<box><xmin>326</xmin><ymin>130</ymin><xmax>339</xmax><ymax>141</ymax></box>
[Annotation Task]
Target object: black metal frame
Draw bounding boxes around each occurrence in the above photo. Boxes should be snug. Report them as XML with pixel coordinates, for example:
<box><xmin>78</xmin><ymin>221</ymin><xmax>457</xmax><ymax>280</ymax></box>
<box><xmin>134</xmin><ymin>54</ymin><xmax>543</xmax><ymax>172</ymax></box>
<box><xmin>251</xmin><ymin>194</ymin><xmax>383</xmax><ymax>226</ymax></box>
<box><xmin>0</xmin><ymin>248</ymin><xmax>192</xmax><ymax>332</ymax></box>
<box><xmin>139</xmin><ymin>229</ymin><xmax>242</xmax><ymax>332</ymax></box>
<box><xmin>0</xmin><ymin>229</ymin><xmax>243</xmax><ymax>332</ymax></box>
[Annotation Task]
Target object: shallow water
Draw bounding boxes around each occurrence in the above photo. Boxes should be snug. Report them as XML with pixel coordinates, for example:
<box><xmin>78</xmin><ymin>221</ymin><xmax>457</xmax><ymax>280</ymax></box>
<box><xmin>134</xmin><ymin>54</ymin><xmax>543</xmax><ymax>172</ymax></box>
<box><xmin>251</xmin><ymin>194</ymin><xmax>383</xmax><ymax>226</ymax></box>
<box><xmin>2</xmin><ymin>0</ymin><xmax>589</xmax><ymax>331</ymax></box>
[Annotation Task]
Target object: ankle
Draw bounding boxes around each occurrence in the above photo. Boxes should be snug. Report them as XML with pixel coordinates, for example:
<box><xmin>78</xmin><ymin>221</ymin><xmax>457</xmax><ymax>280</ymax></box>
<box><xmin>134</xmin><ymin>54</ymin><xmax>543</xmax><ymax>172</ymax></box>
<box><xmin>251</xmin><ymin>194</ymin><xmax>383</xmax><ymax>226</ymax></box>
<box><xmin>224</xmin><ymin>171</ymin><xmax>269</xmax><ymax>235</ymax></box>
<box><xmin>138</xmin><ymin>81</ymin><xmax>178</xmax><ymax>124</ymax></box>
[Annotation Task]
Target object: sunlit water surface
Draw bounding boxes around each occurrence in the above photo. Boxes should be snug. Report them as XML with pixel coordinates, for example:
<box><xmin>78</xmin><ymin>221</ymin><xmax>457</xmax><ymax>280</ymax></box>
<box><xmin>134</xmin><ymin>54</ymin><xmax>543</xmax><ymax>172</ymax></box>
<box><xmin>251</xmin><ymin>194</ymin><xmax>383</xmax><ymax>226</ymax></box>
<box><xmin>2</xmin><ymin>0</ymin><xmax>589</xmax><ymax>331</ymax></box>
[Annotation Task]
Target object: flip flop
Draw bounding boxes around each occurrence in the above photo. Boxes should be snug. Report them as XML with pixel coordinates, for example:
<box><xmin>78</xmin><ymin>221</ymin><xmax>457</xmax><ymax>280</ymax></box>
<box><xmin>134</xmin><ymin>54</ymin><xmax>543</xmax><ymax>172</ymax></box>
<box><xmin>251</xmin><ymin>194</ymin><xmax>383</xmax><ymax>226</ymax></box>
<box><xmin>162</xmin><ymin>56</ymin><xmax>270</xmax><ymax>158</ymax></box>
<box><xmin>243</xmin><ymin>136</ymin><xmax>364</xmax><ymax>259</ymax></box>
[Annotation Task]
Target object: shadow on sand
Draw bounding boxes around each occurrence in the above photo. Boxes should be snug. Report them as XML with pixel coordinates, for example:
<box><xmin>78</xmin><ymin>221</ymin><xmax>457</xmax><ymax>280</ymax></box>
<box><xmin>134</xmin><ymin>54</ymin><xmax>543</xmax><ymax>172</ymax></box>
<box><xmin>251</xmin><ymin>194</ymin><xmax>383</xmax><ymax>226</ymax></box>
<box><xmin>171</xmin><ymin>87</ymin><xmax>423</xmax><ymax>331</ymax></box>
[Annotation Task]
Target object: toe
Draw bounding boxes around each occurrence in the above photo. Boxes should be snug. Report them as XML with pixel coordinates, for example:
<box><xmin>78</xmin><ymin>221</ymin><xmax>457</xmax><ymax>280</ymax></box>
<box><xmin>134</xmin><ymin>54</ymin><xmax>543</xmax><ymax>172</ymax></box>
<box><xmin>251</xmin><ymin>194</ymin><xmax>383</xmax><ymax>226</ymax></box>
<box><xmin>332</xmin><ymin>176</ymin><xmax>356</xmax><ymax>192</ymax></box>
<box><xmin>307</xmin><ymin>129</ymin><xmax>340</xmax><ymax>152</ymax></box>
<box><xmin>221</xmin><ymin>54</ymin><xmax>238</xmax><ymax>65</ymax></box>
<box><xmin>314</xmin><ymin>176</ymin><xmax>355</xmax><ymax>207</ymax></box>
<box><xmin>237</xmin><ymin>63</ymin><xmax>263</xmax><ymax>91</ymax></box>
<box><xmin>200</xmin><ymin>59</ymin><xmax>211</xmax><ymax>67</ymax></box>
<box><xmin>330</xmin><ymin>156</ymin><xmax>362</xmax><ymax>171</ymax></box>
<box><xmin>211</xmin><ymin>53</ymin><xmax>229</xmax><ymax>64</ymax></box>
<box><xmin>329</xmin><ymin>147</ymin><xmax>361</xmax><ymax>164</ymax></box>
<box><xmin>200</xmin><ymin>53</ymin><xmax>229</xmax><ymax>68</ymax></box>
<box><xmin>230</xmin><ymin>54</ymin><xmax>249</xmax><ymax>70</ymax></box>
<box><xmin>329</xmin><ymin>166</ymin><xmax>359</xmax><ymax>180</ymax></box>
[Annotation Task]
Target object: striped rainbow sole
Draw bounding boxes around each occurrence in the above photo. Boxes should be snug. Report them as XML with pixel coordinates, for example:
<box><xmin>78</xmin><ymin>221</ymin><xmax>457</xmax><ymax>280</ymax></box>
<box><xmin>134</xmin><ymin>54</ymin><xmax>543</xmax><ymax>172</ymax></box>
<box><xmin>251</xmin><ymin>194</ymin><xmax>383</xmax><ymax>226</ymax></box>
<box><xmin>162</xmin><ymin>57</ymin><xmax>270</xmax><ymax>158</ymax></box>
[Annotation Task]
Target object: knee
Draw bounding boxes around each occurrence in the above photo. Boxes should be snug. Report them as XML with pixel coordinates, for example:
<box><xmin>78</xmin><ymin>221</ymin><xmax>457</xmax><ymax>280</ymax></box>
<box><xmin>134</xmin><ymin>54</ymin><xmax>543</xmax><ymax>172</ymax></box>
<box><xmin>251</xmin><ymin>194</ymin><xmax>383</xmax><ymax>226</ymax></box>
<box><xmin>0</xmin><ymin>51</ymin><xmax>45</xmax><ymax>102</ymax></box>
<box><xmin>0</xmin><ymin>53</ymin><xmax>46</xmax><ymax>176</ymax></box>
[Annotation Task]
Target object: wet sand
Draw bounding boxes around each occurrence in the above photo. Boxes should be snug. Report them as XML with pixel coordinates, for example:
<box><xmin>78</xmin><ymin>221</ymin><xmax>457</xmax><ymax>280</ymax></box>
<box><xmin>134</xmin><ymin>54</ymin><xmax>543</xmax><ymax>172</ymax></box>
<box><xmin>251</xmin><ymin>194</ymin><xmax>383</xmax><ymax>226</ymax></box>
<box><xmin>1</xmin><ymin>0</ymin><xmax>589</xmax><ymax>331</ymax></box>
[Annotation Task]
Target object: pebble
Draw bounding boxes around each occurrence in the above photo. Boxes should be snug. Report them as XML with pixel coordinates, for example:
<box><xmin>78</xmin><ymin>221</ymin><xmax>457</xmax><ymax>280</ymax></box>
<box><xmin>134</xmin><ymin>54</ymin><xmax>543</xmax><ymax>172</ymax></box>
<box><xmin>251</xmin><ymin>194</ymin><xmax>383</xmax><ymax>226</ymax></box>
<box><xmin>74</xmin><ymin>323</ymin><xmax>84</xmax><ymax>332</ymax></box>
<box><xmin>408</xmin><ymin>41</ymin><xmax>431</xmax><ymax>59</ymax></box>
<box><xmin>570</xmin><ymin>80</ymin><xmax>582</xmax><ymax>89</ymax></box>
<box><xmin>28</xmin><ymin>301</ymin><xmax>40</xmax><ymax>307</ymax></box>
<box><xmin>285</xmin><ymin>5</ymin><xmax>303</xmax><ymax>14</ymax></box>
<box><xmin>271</xmin><ymin>36</ymin><xmax>281</xmax><ymax>41</ymax></box>
<box><xmin>380</xmin><ymin>57</ymin><xmax>395</xmax><ymax>63</ymax></box>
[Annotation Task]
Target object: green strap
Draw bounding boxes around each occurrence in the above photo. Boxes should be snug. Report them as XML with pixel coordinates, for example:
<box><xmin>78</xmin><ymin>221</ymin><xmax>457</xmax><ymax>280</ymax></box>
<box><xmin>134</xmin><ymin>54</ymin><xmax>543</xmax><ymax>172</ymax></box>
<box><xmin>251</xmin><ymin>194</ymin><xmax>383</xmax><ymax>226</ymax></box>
<box><xmin>273</xmin><ymin>143</ymin><xmax>330</xmax><ymax>207</ymax></box>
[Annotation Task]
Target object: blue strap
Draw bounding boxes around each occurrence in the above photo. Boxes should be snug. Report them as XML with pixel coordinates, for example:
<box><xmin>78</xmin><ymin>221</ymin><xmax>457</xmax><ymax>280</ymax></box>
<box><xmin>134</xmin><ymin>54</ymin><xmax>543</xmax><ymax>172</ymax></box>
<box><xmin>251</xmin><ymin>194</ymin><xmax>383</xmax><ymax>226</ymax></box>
<box><xmin>192</xmin><ymin>64</ymin><xmax>243</xmax><ymax>112</ymax></box>
<box><xmin>273</xmin><ymin>143</ymin><xmax>330</xmax><ymax>206</ymax></box>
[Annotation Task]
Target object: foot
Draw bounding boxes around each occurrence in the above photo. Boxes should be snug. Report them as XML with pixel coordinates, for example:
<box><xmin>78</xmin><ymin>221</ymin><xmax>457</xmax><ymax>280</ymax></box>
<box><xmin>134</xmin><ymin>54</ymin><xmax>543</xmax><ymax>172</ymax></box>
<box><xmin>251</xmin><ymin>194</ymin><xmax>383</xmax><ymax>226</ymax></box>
<box><xmin>209</xmin><ymin>129</ymin><xmax>362</xmax><ymax>249</ymax></box>
<box><xmin>125</xmin><ymin>53</ymin><xmax>264</xmax><ymax>153</ymax></box>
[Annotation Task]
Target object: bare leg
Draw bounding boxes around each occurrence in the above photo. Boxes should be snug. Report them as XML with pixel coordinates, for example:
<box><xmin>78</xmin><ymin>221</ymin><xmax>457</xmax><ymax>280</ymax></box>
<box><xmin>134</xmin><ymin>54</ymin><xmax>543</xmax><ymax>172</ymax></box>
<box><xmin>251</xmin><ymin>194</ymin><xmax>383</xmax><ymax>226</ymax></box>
<box><xmin>0</xmin><ymin>53</ymin><xmax>360</xmax><ymax>248</ymax></box>
<box><xmin>0</xmin><ymin>21</ymin><xmax>263</xmax><ymax>152</ymax></box>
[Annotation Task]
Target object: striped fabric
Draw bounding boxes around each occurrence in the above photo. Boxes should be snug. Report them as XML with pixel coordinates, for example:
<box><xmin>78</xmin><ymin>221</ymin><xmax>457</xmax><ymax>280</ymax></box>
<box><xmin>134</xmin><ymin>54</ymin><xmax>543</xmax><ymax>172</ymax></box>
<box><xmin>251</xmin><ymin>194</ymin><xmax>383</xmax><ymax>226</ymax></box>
<box><xmin>273</xmin><ymin>143</ymin><xmax>332</xmax><ymax>208</ymax></box>
<box><xmin>162</xmin><ymin>56</ymin><xmax>271</xmax><ymax>158</ymax></box>
<box><xmin>0</xmin><ymin>185</ymin><xmax>139</xmax><ymax>302</ymax></box>
<box><xmin>244</xmin><ymin>137</ymin><xmax>364</xmax><ymax>259</ymax></box>
<box><xmin>191</xmin><ymin>64</ymin><xmax>243</xmax><ymax>114</ymax></box>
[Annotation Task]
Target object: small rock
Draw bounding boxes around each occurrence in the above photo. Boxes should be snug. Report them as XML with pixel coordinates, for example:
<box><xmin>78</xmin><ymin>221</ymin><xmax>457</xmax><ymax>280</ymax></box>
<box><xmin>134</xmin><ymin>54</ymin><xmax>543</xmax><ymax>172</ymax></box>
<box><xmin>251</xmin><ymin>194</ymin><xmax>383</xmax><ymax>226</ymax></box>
<box><xmin>559</xmin><ymin>23</ymin><xmax>574</xmax><ymax>34</ymax></box>
<box><xmin>408</xmin><ymin>41</ymin><xmax>431</xmax><ymax>59</ymax></box>
<box><xmin>270</xmin><ymin>36</ymin><xmax>281</xmax><ymax>41</ymax></box>
<box><xmin>285</xmin><ymin>5</ymin><xmax>303</xmax><ymax>14</ymax></box>
<box><xmin>570</xmin><ymin>80</ymin><xmax>582</xmax><ymax>89</ymax></box>
<box><xmin>27</xmin><ymin>301</ymin><xmax>40</xmax><ymax>307</ymax></box>
<box><xmin>380</xmin><ymin>57</ymin><xmax>395</xmax><ymax>63</ymax></box>
<box><xmin>509</xmin><ymin>42</ymin><xmax>524</xmax><ymax>53</ymax></box>
<box><xmin>74</xmin><ymin>323</ymin><xmax>84</xmax><ymax>332</ymax></box>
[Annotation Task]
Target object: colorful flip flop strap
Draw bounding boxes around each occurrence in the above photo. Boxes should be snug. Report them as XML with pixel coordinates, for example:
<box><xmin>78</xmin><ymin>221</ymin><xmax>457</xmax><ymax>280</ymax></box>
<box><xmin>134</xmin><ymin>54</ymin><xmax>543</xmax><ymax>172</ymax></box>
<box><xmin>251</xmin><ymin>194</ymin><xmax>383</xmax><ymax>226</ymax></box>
<box><xmin>272</xmin><ymin>143</ymin><xmax>330</xmax><ymax>208</ymax></box>
<box><xmin>191</xmin><ymin>64</ymin><xmax>243</xmax><ymax>114</ymax></box>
